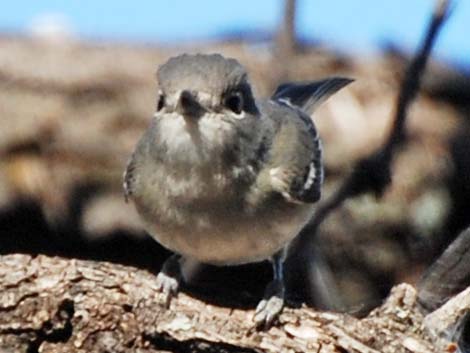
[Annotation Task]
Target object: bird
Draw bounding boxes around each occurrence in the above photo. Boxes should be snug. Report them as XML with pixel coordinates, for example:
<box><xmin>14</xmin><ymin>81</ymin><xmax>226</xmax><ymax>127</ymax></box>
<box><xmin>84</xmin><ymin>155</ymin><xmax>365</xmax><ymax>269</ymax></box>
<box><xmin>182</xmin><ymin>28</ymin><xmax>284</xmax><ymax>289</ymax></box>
<box><xmin>124</xmin><ymin>53</ymin><xmax>352</xmax><ymax>327</ymax></box>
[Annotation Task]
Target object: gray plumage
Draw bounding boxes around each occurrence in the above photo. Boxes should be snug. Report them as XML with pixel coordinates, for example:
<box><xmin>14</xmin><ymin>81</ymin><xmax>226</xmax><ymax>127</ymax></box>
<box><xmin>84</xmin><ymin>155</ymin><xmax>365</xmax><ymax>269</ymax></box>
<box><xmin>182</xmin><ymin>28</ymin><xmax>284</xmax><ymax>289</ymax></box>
<box><xmin>272</xmin><ymin>77</ymin><xmax>354</xmax><ymax>114</ymax></box>
<box><xmin>124</xmin><ymin>53</ymin><xmax>352</xmax><ymax>327</ymax></box>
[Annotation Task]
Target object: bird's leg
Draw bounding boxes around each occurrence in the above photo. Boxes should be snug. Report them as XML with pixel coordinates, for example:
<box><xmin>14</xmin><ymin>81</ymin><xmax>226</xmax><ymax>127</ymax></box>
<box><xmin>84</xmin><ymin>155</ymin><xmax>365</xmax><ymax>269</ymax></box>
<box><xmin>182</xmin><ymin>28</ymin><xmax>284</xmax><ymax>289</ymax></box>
<box><xmin>155</xmin><ymin>254</ymin><xmax>183</xmax><ymax>307</ymax></box>
<box><xmin>254</xmin><ymin>249</ymin><xmax>286</xmax><ymax>328</ymax></box>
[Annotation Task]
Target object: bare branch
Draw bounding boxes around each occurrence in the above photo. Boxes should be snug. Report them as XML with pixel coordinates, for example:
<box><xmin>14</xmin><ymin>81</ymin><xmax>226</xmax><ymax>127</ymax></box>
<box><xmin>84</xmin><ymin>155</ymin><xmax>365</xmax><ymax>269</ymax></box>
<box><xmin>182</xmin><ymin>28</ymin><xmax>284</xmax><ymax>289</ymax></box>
<box><xmin>276</xmin><ymin>0</ymin><xmax>297</xmax><ymax>57</ymax></box>
<box><xmin>423</xmin><ymin>286</ymin><xmax>470</xmax><ymax>347</ymax></box>
<box><xmin>293</xmin><ymin>0</ymin><xmax>453</xmax><ymax>247</ymax></box>
<box><xmin>418</xmin><ymin>227</ymin><xmax>470</xmax><ymax>313</ymax></box>
<box><xmin>271</xmin><ymin>0</ymin><xmax>298</xmax><ymax>88</ymax></box>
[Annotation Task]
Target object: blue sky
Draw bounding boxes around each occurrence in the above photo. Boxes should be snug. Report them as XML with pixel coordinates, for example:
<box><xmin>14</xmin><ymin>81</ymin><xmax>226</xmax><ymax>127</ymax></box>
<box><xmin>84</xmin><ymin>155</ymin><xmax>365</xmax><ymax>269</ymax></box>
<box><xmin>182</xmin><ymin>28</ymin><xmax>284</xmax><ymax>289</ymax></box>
<box><xmin>1</xmin><ymin>1</ymin><xmax>468</xmax><ymax>68</ymax></box>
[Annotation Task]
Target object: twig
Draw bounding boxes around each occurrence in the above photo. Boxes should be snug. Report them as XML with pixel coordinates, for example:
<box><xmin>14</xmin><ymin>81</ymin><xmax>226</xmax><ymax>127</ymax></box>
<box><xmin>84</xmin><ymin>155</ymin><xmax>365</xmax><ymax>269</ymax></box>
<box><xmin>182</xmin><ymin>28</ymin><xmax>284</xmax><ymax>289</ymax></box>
<box><xmin>294</xmin><ymin>0</ymin><xmax>453</xmax><ymax>247</ymax></box>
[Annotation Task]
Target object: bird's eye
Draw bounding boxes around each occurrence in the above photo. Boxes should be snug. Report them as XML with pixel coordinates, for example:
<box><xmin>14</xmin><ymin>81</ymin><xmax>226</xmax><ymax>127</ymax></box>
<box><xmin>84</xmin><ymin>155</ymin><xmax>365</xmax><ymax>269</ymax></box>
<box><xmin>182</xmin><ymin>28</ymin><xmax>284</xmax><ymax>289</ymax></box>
<box><xmin>224</xmin><ymin>91</ymin><xmax>244</xmax><ymax>115</ymax></box>
<box><xmin>156</xmin><ymin>94</ymin><xmax>165</xmax><ymax>111</ymax></box>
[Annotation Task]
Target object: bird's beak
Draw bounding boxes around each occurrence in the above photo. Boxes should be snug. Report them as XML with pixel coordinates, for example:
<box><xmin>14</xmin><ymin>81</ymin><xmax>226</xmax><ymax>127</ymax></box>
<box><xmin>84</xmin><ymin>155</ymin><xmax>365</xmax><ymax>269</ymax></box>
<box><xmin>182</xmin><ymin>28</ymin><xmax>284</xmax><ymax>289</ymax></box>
<box><xmin>177</xmin><ymin>90</ymin><xmax>204</xmax><ymax>119</ymax></box>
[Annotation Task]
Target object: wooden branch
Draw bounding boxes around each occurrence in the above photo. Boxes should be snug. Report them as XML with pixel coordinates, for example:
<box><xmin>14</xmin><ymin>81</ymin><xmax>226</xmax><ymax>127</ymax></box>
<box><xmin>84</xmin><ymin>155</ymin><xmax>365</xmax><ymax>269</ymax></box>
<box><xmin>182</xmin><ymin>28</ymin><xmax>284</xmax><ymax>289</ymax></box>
<box><xmin>413</xmin><ymin>226</ymin><xmax>470</xmax><ymax>349</ymax></box>
<box><xmin>0</xmin><ymin>254</ymin><xmax>457</xmax><ymax>353</ymax></box>
<box><xmin>418</xmin><ymin>227</ymin><xmax>470</xmax><ymax>313</ymax></box>
<box><xmin>423</xmin><ymin>286</ymin><xmax>470</xmax><ymax>348</ymax></box>
<box><xmin>276</xmin><ymin>0</ymin><xmax>297</xmax><ymax>57</ymax></box>
<box><xmin>271</xmin><ymin>0</ymin><xmax>298</xmax><ymax>89</ymax></box>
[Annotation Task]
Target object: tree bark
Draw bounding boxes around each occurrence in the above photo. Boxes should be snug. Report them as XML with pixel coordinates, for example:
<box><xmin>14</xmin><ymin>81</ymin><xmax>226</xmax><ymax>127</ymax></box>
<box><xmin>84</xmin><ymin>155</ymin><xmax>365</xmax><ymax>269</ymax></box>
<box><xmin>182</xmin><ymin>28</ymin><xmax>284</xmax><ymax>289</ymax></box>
<box><xmin>0</xmin><ymin>254</ymin><xmax>460</xmax><ymax>353</ymax></box>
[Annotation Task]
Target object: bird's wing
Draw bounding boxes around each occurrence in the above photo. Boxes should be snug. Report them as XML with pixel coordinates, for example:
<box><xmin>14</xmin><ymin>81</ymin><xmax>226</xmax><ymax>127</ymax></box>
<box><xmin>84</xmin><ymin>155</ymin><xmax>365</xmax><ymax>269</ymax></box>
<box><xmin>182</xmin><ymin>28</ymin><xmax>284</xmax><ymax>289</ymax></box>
<box><xmin>123</xmin><ymin>121</ymin><xmax>155</xmax><ymax>203</ymax></box>
<box><xmin>123</xmin><ymin>155</ymin><xmax>136</xmax><ymax>203</ymax></box>
<box><xmin>262</xmin><ymin>77</ymin><xmax>353</xmax><ymax>203</ymax></box>
<box><xmin>272</xmin><ymin>77</ymin><xmax>353</xmax><ymax>115</ymax></box>
<box><xmin>261</xmin><ymin>102</ymin><xmax>323</xmax><ymax>204</ymax></box>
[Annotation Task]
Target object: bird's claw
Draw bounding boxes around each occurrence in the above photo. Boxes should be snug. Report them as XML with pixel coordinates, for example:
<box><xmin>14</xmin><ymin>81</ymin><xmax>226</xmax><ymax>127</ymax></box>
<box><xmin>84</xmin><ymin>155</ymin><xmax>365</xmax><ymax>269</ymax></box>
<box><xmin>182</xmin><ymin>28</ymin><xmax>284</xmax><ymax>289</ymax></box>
<box><xmin>253</xmin><ymin>276</ymin><xmax>285</xmax><ymax>329</ymax></box>
<box><xmin>155</xmin><ymin>254</ymin><xmax>182</xmax><ymax>307</ymax></box>
<box><xmin>155</xmin><ymin>271</ymin><xmax>179</xmax><ymax>307</ymax></box>
<box><xmin>254</xmin><ymin>295</ymin><xmax>284</xmax><ymax>329</ymax></box>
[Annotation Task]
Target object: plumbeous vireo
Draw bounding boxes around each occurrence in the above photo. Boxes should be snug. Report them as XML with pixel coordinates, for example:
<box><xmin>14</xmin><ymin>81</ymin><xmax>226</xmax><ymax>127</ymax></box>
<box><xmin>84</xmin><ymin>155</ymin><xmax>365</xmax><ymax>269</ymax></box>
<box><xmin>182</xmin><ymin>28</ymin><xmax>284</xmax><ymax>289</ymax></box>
<box><xmin>124</xmin><ymin>53</ymin><xmax>352</xmax><ymax>327</ymax></box>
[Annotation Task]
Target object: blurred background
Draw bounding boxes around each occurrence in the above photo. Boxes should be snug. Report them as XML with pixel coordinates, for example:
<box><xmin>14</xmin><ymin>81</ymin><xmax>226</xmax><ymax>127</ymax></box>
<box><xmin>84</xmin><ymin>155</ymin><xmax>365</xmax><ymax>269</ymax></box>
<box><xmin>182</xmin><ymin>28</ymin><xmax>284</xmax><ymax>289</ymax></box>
<box><xmin>1</xmin><ymin>0</ymin><xmax>469</xmax><ymax>314</ymax></box>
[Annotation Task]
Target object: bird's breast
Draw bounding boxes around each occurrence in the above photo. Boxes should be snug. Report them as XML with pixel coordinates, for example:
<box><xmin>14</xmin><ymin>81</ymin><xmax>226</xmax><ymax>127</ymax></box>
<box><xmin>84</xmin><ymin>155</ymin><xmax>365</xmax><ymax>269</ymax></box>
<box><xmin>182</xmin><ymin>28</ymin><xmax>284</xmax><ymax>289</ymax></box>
<box><xmin>132</xmin><ymin>113</ymin><xmax>308</xmax><ymax>264</ymax></box>
<box><xmin>133</xmin><ymin>162</ymin><xmax>313</xmax><ymax>264</ymax></box>
<box><xmin>140</xmin><ymin>192</ymin><xmax>314</xmax><ymax>265</ymax></box>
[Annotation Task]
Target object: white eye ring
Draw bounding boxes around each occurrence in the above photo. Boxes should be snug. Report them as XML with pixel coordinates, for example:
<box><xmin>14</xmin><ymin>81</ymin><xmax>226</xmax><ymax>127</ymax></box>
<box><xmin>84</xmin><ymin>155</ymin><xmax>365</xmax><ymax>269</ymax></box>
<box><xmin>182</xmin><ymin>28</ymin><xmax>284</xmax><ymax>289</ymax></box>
<box><xmin>231</xmin><ymin>110</ymin><xmax>246</xmax><ymax>120</ymax></box>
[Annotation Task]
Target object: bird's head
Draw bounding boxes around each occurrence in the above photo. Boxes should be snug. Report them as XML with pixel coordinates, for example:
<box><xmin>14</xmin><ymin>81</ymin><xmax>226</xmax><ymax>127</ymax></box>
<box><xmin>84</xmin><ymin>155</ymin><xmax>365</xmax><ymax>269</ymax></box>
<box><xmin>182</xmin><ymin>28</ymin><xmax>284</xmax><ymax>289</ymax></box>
<box><xmin>152</xmin><ymin>53</ymin><xmax>261</xmax><ymax>164</ymax></box>
<box><xmin>156</xmin><ymin>53</ymin><xmax>259</xmax><ymax>120</ymax></box>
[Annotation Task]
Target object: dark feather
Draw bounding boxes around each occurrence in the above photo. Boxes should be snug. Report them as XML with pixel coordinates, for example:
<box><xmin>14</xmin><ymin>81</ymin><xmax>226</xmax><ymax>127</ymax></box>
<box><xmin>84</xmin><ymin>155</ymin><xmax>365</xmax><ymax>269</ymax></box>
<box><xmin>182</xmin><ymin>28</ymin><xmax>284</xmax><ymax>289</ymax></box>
<box><xmin>272</xmin><ymin>77</ymin><xmax>354</xmax><ymax>114</ymax></box>
<box><xmin>287</xmin><ymin>114</ymin><xmax>323</xmax><ymax>204</ymax></box>
<box><xmin>123</xmin><ymin>155</ymin><xmax>136</xmax><ymax>203</ymax></box>
<box><xmin>291</xmin><ymin>140</ymin><xmax>323</xmax><ymax>203</ymax></box>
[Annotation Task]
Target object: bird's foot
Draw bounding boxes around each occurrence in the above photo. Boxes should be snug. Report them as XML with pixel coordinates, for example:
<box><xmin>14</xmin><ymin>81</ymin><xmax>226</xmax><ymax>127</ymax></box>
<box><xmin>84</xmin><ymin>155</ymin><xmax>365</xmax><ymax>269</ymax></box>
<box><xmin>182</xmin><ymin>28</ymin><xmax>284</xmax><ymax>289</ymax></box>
<box><xmin>253</xmin><ymin>278</ymin><xmax>285</xmax><ymax>329</ymax></box>
<box><xmin>156</xmin><ymin>272</ymin><xmax>179</xmax><ymax>307</ymax></box>
<box><xmin>155</xmin><ymin>254</ymin><xmax>182</xmax><ymax>307</ymax></box>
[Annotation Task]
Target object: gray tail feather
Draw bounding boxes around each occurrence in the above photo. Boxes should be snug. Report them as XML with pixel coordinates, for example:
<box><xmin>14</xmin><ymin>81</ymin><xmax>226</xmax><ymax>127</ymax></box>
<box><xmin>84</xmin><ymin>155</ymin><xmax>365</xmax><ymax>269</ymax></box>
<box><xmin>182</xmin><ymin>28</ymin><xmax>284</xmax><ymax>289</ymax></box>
<box><xmin>272</xmin><ymin>77</ymin><xmax>354</xmax><ymax>114</ymax></box>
